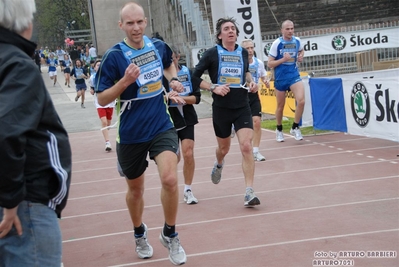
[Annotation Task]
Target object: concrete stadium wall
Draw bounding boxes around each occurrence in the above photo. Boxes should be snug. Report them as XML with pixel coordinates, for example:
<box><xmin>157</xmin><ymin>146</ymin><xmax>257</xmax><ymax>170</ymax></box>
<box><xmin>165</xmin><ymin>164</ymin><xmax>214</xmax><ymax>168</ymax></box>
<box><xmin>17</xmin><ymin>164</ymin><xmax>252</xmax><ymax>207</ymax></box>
<box><xmin>91</xmin><ymin>0</ymin><xmax>191</xmax><ymax>64</ymax></box>
<box><xmin>90</xmin><ymin>0</ymin><xmax>399</xmax><ymax>62</ymax></box>
<box><xmin>90</xmin><ymin>0</ymin><xmax>151</xmax><ymax>56</ymax></box>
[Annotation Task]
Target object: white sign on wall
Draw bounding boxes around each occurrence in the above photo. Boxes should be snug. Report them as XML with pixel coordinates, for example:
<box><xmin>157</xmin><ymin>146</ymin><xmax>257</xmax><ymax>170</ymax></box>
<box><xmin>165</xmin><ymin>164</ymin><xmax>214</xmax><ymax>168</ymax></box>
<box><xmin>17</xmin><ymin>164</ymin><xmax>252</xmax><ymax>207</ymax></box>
<box><xmin>191</xmin><ymin>47</ymin><xmax>209</xmax><ymax>68</ymax></box>
<box><xmin>342</xmin><ymin>69</ymin><xmax>399</xmax><ymax>142</ymax></box>
<box><xmin>210</xmin><ymin>0</ymin><xmax>263</xmax><ymax>61</ymax></box>
<box><xmin>302</xmin><ymin>69</ymin><xmax>399</xmax><ymax>142</ymax></box>
<box><xmin>262</xmin><ymin>27</ymin><xmax>399</xmax><ymax>60</ymax></box>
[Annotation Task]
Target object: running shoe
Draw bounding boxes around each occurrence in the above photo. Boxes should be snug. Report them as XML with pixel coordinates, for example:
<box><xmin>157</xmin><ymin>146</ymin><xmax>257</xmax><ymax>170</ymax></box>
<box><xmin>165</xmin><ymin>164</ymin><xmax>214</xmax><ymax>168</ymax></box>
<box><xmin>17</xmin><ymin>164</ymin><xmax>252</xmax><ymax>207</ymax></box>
<box><xmin>183</xmin><ymin>190</ymin><xmax>198</xmax><ymax>205</ymax></box>
<box><xmin>244</xmin><ymin>188</ymin><xmax>260</xmax><ymax>207</ymax></box>
<box><xmin>290</xmin><ymin>127</ymin><xmax>303</xmax><ymax>141</ymax></box>
<box><xmin>105</xmin><ymin>141</ymin><xmax>112</xmax><ymax>152</ymax></box>
<box><xmin>253</xmin><ymin>152</ymin><xmax>266</xmax><ymax>161</ymax></box>
<box><xmin>134</xmin><ymin>223</ymin><xmax>153</xmax><ymax>259</ymax></box>
<box><xmin>276</xmin><ymin>129</ymin><xmax>284</xmax><ymax>142</ymax></box>
<box><xmin>211</xmin><ymin>160</ymin><xmax>224</xmax><ymax>184</ymax></box>
<box><xmin>159</xmin><ymin>232</ymin><xmax>187</xmax><ymax>265</ymax></box>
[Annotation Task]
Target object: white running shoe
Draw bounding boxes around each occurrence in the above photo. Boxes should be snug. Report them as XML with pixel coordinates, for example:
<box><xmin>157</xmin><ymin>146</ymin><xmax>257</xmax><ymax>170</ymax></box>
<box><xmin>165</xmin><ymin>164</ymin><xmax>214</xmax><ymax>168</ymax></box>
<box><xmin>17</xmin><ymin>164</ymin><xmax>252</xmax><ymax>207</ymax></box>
<box><xmin>253</xmin><ymin>152</ymin><xmax>266</xmax><ymax>161</ymax></box>
<box><xmin>183</xmin><ymin>190</ymin><xmax>198</xmax><ymax>204</ymax></box>
<box><xmin>244</xmin><ymin>188</ymin><xmax>261</xmax><ymax>207</ymax></box>
<box><xmin>211</xmin><ymin>161</ymin><xmax>224</xmax><ymax>184</ymax></box>
<box><xmin>276</xmin><ymin>129</ymin><xmax>284</xmax><ymax>142</ymax></box>
<box><xmin>105</xmin><ymin>141</ymin><xmax>112</xmax><ymax>152</ymax></box>
<box><xmin>290</xmin><ymin>127</ymin><xmax>303</xmax><ymax>141</ymax></box>
<box><xmin>134</xmin><ymin>223</ymin><xmax>153</xmax><ymax>259</ymax></box>
<box><xmin>159</xmin><ymin>232</ymin><xmax>187</xmax><ymax>265</ymax></box>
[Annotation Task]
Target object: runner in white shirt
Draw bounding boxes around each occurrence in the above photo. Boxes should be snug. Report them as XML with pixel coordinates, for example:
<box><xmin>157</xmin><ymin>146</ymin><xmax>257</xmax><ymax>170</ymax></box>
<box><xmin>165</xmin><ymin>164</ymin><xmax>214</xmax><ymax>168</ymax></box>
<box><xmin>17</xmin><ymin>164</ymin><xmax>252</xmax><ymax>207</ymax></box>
<box><xmin>88</xmin><ymin>44</ymin><xmax>97</xmax><ymax>61</ymax></box>
<box><xmin>55</xmin><ymin>46</ymin><xmax>66</xmax><ymax>68</ymax></box>
<box><xmin>89</xmin><ymin>59</ymin><xmax>115</xmax><ymax>151</ymax></box>
<box><xmin>241</xmin><ymin>39</ymin><xmax>270</xmax><ymax>161</ymax></box>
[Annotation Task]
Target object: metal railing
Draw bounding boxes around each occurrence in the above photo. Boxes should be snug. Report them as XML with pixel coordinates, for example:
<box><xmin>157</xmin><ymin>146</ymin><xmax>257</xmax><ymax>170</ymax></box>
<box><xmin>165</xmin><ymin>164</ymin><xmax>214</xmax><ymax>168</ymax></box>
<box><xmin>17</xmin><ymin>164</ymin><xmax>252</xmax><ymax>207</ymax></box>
<box><xmin>263</xmin><ymin>21</ymin><xmax>399</xmax><ymax>40</ymax></box>
<box><xmin>263</xmin><ymin>21</ymin><xmax>399</xmax><ymax>76</ymax></box>
<box><xmin>64</xmin><ymin>29</ymin><xmax>92</xmax><ymax>44</ymax></box>
<box><xmin>298</xmin><ymin>48</ymin><xmax>399</xmax><ymax>76</ymax></box>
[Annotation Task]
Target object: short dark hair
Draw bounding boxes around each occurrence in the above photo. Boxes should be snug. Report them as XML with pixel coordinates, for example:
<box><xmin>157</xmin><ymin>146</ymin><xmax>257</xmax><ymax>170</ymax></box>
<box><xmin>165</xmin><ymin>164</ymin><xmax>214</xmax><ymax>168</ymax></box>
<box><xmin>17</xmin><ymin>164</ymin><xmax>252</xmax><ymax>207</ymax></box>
<box><xmin>215</xmin><ymin>17</ymin><xmax>240</xmax><ymax>45</ymax></box>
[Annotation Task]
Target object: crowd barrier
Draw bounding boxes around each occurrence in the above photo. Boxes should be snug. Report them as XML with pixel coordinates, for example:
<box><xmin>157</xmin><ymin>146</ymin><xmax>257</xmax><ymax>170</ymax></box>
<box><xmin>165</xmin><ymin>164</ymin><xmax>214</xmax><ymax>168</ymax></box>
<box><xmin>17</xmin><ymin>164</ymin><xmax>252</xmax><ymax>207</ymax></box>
<box><xmin>259</xmin><ymin>69</ymin><xmax>399</xmax><ymax>142</ymax></box>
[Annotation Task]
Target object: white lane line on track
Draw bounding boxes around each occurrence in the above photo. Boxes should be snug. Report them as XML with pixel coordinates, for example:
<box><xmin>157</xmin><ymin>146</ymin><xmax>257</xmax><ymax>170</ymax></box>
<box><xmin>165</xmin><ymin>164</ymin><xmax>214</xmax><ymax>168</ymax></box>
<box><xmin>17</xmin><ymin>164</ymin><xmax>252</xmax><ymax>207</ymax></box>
<box><xmin>62</xmin><ymin>175</ymin><xmax>398</xmax><ymax>218</ymax></box>
<box><xmin>107</xmin><ymin>228</ymin><xmax>399</xmax><ymax>267</ymax></box>
<box><xmin>70</xmin><ymin>144</ymin><xmax>399</xmax><ymax>175</ymax></box>
<box><xmin>62</xmin><ymin>197</ymin><xmax>399</xmax><ymax>243</ymax></box>
<box><xmin>68</xmin><ymin>154</ymin><xmax>399</xmax><ymax>190</ymax></box>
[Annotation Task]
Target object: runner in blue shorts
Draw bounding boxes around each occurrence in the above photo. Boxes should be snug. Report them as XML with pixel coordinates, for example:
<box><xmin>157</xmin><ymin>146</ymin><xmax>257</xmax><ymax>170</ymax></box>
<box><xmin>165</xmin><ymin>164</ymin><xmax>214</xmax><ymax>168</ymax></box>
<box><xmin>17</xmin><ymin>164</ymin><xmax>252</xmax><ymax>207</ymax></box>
<box><xmin>268</xmin><ymin>20</ymin><xmax>305</xmax><ymax>142</ymax></box>
<box><xmin>70</xmin><ymin>59</ymin><xmax>88</xmax><ymax>108</ymax></box>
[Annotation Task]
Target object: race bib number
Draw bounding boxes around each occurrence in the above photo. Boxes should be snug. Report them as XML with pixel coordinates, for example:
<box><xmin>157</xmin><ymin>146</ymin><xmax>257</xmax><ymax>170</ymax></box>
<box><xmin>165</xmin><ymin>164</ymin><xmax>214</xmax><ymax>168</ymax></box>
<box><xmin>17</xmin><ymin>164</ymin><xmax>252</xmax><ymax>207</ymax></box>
<box><xmin>221</xmin><ymin>67</ymin><xmax>241</xmax><ymax>76</ymax></box>
<box><xmin>137</xmin><ymin>67</ymin><xmax>162</xmax><ymax>85</ymax></box>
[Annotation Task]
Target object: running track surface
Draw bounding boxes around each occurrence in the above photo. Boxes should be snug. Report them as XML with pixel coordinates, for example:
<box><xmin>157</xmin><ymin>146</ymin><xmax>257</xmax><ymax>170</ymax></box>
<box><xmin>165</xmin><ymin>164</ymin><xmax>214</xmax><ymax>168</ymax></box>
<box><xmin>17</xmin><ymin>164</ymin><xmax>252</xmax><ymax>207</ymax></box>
<box><xmin>60</xmin><ymin>119</ymin><xmax>399</xmax><ymax>267</ymax></box>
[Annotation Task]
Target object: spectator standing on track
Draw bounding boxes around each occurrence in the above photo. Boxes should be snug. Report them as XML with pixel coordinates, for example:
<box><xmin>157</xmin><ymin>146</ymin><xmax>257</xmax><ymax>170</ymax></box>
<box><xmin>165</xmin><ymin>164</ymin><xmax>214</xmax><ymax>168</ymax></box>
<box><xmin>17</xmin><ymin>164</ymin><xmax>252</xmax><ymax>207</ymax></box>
<box><xmin>89</xmin><ymin>59</ymin><xmax>115</xmax><ymax>152</ymax></box>
<box><xmin>241</xmin><ymin>39</ymin><xmax>270</xmax><ymax>161</ymax></box>
<box><xmin>267</xmin><ymin>20</ymin><xmax>305</xmax><ymax>142</ymax></box>
<box><xmin>95</xmin><ymin>2</ymin><xmax>187</xmax><ymax>265</ymax></box>
<box><xmin>0</xmin><ymin>1</ymin><xmax>72</xmax><ymax>266</ymax></box>
<box><xmin>192</xmin><ymin>17</ymin><xmax>261</xmax><ymax>207</ymax></box>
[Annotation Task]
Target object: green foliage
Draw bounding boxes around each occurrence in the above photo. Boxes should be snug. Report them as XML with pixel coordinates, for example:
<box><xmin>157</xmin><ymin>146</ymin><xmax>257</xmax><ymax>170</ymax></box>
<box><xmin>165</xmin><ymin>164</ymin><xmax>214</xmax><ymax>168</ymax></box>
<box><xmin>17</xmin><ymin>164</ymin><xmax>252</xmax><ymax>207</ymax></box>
<box><xmin>34</xmin><ymin>0</ymin><xmax>90</xmax><ymax>49</ymax></box>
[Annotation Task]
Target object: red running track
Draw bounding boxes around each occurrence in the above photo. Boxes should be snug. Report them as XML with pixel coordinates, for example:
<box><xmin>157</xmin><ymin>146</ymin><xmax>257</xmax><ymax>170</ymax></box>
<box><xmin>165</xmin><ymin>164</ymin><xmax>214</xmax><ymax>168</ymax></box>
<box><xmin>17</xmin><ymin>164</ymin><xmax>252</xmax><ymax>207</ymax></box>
<box><xmin>60</xmin><ymin>118</ymin><xmax>399</xmax><ymax>267</ymax></box>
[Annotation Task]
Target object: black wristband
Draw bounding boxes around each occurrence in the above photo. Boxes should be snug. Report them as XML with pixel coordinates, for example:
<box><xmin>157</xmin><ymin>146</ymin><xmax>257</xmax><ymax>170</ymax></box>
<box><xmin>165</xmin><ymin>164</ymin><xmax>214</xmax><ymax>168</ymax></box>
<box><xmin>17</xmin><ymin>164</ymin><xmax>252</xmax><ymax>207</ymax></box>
<box><xmin>170</xmin><ymin>77</ymin><xmax>179</xmax><ymax>83</ymax></box>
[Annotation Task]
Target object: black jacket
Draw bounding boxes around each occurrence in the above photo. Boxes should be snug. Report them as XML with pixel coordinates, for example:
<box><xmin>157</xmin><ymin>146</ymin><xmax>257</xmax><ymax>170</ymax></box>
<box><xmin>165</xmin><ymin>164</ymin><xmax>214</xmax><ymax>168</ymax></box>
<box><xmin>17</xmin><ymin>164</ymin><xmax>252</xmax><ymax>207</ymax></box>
<box><xmin>0</xmin><ymin>27</ymin><xmax>72</xmax><ymax>218</ymax></box>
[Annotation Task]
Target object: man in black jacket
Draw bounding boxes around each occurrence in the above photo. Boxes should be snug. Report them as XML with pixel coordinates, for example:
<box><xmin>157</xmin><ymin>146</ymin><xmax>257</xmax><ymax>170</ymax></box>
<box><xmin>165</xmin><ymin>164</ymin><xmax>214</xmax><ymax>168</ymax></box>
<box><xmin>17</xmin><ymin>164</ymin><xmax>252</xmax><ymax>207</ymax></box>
<box><xmin>0</xmin><ymin>1</ymin><xmax>72</xmax><ymax>266</ymax></box>
<box><xmin>34</xmin><ymin>48</ymin><xmax>42</xmax><ymax>72</ymax></box>
<box><xmin>69</xmin><ymin>45</ymin><xmax>80</xmax><ymax>67</ymax></box>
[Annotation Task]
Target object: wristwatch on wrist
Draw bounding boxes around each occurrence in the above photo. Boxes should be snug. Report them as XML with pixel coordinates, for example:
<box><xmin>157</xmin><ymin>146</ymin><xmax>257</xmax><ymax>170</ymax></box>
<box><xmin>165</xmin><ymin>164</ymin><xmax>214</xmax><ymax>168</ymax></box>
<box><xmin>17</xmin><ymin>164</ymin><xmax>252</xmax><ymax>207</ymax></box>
<box><xmin>170</xmin><ymin>77</ymin><xmax>179</xmax><ymax>83</ymax></box>
<box><xmin>210</xmin><ymin>84</ymin><xmax>217</xmax><ymax>92</ymax></box>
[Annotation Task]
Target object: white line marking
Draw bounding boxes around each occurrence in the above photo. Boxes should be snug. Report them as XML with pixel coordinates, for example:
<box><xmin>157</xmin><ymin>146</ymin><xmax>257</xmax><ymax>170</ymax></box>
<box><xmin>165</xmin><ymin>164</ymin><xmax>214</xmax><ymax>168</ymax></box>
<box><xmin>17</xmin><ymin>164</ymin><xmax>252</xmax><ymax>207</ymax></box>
<box><xmin>68</xmin><ymin>157</ymin><xmax>399</xmax><ymax>197</ymax></box>
<box><xmin>62</xmin><ymin>197</ymin><xmax>399</xmax><ymax>243</ymax></box>
<box><xmin>63</xmin><ymin>175</ymin><xmax>399</xmax><ymax>218</ymax></box>
<box><xmin>108</xmin><ymin>228</ymin><xmax>399</xmax><ymax>266</ymax></box>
